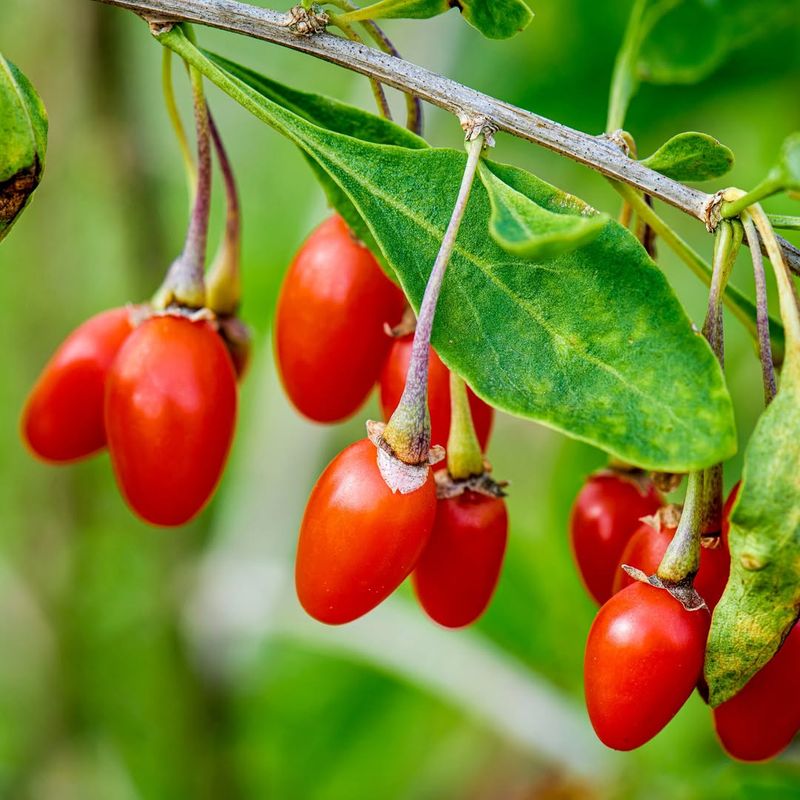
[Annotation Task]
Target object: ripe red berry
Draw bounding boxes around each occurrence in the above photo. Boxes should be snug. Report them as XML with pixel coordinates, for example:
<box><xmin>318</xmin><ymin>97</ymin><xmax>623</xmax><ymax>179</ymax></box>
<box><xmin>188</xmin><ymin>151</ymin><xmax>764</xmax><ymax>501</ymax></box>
<box><xmin>612</xmin><ymin>521</ymin><xmax>730</xmax><ymax>610</ymax></box>
<box><xmin>569</xmin><ymin>472</ymin><xmax>662</xmax><ymax>605</ymax></box>
<box><xmin>584</xmin><ymin>581</ymin><xmax>710</xmax><ymax>750</ymax></box>
<box><xmin>713</xmin><ymin>623</ymin><xmax>800</xmax><ymax>761</ymax></box>
<box><xmin>413</xmin><ymin>492</ymin><xmax>508</xmax><ymax>628</ymax></box>
<box><xmin>274</xmin><ymin>215</ymin><xmax>405</xmax><ymax>423</ymax></box>
<box><xmin>105</xmin><ymin>315</ymin><xmax>237</xmax><ymax>526</ymax></box>
<box><xmin>379</xmin><ymin>335</ymin><xmax>493</xmax><ymax>453</ymax></box>
<box><xmin>22</xmin><ymin>307</ymin><xmax>134</xmax><ymax>462</ymax></box>
<box><xmin>295</xmin><ymin>438</ymin><xmax>437</xmax><ymax>625</ymax></box>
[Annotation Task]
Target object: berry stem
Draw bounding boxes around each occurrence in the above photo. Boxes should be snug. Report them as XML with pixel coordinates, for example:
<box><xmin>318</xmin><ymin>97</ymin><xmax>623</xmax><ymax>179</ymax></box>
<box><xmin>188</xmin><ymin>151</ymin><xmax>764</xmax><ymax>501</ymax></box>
<box><xmin>205</xmin><ymin>110</ymin><xmax>243</xmax><ymax>315</ymax></box>
<box><xmin>741</xmin><ymin>212</ymin><xmax>777</xmax><ymax>405</ymax></box>
<box><xmin>326</xmin><ymin>9</ymin><xmax>393</xmax><ymax>121</ymax></box>
<box><xmin>701</xmin><ymin>220</ymin><xmax>740</xmax><ymax>533</ymax></box>
<box><xmin>162</xmin><ymin>48</ymin><xmax>196</xmax><ymax>201</ymax></box>
<box><xmin>153</xmin><ymin>63</ymin><xmax>211</xmax><ymax>310</ymax></box>
<box><xmin>749</xmin><ymin>203</ymin><xmax>800</xmax><ymax>374</ymax></box>
<box><xmin>721</xmin><ymin>174</ymin><xmax>782</xmax><ymax>219</ymax></box>
<box><xmin>656</xmin><ymin>470</ymin><xmax>704</xmax><ymax>584</ymax></box>
<box><xmin>381</xmin><ymin>132</ymin><xmax>485</xmax><ymax>465</ymax></box>
<box><xmin>446</xmin><ymin>373</ymin><xmax>484</xmax><ymax>480</ymax></box>
<box><xmin>326</xmin><ymin>0</ymin><xmax>422</xmax><ymax>135</ymax></box>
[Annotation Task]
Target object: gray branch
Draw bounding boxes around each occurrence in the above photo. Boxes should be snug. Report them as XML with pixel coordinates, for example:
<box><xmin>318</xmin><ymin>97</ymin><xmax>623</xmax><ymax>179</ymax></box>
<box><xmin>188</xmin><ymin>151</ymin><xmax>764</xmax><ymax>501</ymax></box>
<box><xmin>94</xmin><ymin>0</ymin><xmax>800</xmax><ymax>272</ymax></box>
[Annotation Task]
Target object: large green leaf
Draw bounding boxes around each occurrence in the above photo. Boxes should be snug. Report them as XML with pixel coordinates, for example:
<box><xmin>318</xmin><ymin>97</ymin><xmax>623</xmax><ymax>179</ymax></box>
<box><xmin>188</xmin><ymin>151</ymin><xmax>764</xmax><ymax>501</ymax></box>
<box><xmin>169</xmin><ymin>31</ymin><xmax>736</xmax><ymax>471</ymax></box>
<box><xmin>478</xmin><ymin>163</ymin><xmax>607</xmax><ymax>259</ymax></box>
<box><xmin>340</xmin><ymin>0</ymin><xmax>534</xmax><ymax>39</ymax></box>
<box><xmin>640</xmin><ymin>132</ymin><xmax>733</xmax><ymax>182</ymax></box>
<box><xmin>0</xmin><ymin>54</ymin><xmax>47</xmax><ymax>242</ymax></box>
<box><xmin>772</xmin><ymin>132</ymin><xmax>800</xmax><ymax>192</ymax></box>
<box><xmin>705</xmin><ymin>362</ymin><xmax>800</xmax><ymax>705</ymax></box>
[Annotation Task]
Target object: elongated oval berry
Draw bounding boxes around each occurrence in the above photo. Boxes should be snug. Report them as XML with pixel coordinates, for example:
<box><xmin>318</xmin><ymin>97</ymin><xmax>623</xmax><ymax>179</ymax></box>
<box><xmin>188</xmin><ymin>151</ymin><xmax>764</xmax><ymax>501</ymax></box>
<box><xmin>105</xmin><ymin>315</ymin><xmax>237</xmax><ymax>526</ymax></box>
<box><xmin>413</xmin><ymin>492</ymin><xmax>508</xmax><ymax>628</ymax></box>
<box><xmin>713</xmin><ymin>623</ymin><xmax>800</xmax><ymax>762</ymax></box>
<box><xmin>296</xmin><ymin>438</ymin><xmax>437</xmax><ymax>625</ymax></box>
<box><xmin>584</xmin><ymin>581</ymin><xmax>710</xmax><ymax>751</ymax></box>
<box><xmin>379</xmin><ymin>335</ymin><xmax>493</xmax><ymax>452</ymax></box>
<box><xmin>612</xmin><ymin>521</ymin><xmax>730</xmax><ymax>610</ymax></box>
<box><xmin>569</xmin><ymin>472</ymin><xmax>662</xmax><ymax>605</ymax></box>
<box><xmin>22</xmin><ymin>307</ymin><xmax>134</xmax><ymax>462</ymax></box>
<box><xmin>275</xmin><ymin>215</ymin><xmax>405</xmax><ymax>423</ymax></box>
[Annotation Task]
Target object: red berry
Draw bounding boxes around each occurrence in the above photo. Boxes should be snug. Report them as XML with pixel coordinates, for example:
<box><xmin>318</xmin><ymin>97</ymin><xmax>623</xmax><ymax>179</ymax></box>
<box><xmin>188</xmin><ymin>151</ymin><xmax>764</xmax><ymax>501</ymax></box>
<box><xmin>274</xmin><ymin>215</ymin><xmax>405</xmax><ymax>423</ymax></box>
<box><xmin>413</xmin><ymin>492</ymin><xmax>508</xmax><ymax>628</ymax></box>
<box><xmin>721</xmin><ymin>481</ymin><xmax>741</xmax><ymax>547</ymax></box>
<box><xmin>379</xmin><ymin>335</ymin><xmax>493</xmax><ymax>453</ymax></box>
<box><xmin>584</xmin><ymin>582</ymin><xmax>710</xmax><ymax>750</ymax></box>
<box><xmin>569</xmin><ymin>473</ymin><xmax>662</xmax><ymax>605</ymax></box>
<box><xmin>612</xmin><ymin>521</ymin><xmax>730</xmax><ymax>610</ymax></box>
<box><xmin>105</xmin><ymin>315</ymin><xmax>237</xmax><ymax>527</ymax></box>
<box><xmin>713</xmin><ymin>623</ymin><xmax>800</xmax><ymax>762</ymax></box>
<box><xmin>295</xmin><ymin>438</ymin><xmax>437</xmax><ymax>625</ymax></box>
<box><xmin>22</xmin><ymin>307</ymin><xmax>134</xmax><ymax>462</ymax></box>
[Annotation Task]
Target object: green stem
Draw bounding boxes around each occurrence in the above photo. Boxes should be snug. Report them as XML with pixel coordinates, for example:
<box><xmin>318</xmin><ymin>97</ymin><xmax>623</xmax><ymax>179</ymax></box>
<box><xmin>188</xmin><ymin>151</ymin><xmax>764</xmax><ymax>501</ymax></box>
<box><xmin>613</xmin><ymin>181</ymin><xmax>785</xmax><ymax>363</ymax></box>
<box><xmin>382</xmin><ymin>135</ymin><xmax>484</xmax><ymax>465</ymax></box>
<box><xmin>162</xmin><ymin>48</ymin><xmax>196</xmax><ymax>200</ymax></box>
<box><xmin>749</xmin><ymin>204</ymin><xmax>800</xmax><ymax>370</ymax></box>
<box><xmin>768</xmin><ymin>214</ymin><xmax>800</xmax><ymax>231</ymax></box>
<box><xmin>446</xmin><ymin>373</ymin><xmax>484</xmax><ymax>480</ymax></box>
<box><xmin>657</xmin><ymin>470</ymin><xmax>704</xmax><ymax>583</ymax></box>
<box><xmin>721</xmin><ymin>173</ymin><xmax>782</xmax><ymax>219</ymax></box>
<box><xmin>326</xmin><ymin>10</ymin><xmax>393</xmax><ymax>121</ymax></box>
<box><xmin>325</xmin><ymin>0</ymin><xmax>422</xmax><ymax>133</ymax></box>
<box><xmin>701</xmin><ymin>221</ymin><xmax>740</xmax><ymax>533</ymax></box>
<box><xmin>205</xmin><ymin>111</ymin><xmax>242</xmax><ymax>316</ymax></box>
<box><xmin>741</xmin><ymin>213</ymin><xmax>777</xmax><ymax>404</ymax></box>
<box><xmin>606</xmin><ymin>0</ymin><xmax>647</xmax><ymax>132</ymax></box>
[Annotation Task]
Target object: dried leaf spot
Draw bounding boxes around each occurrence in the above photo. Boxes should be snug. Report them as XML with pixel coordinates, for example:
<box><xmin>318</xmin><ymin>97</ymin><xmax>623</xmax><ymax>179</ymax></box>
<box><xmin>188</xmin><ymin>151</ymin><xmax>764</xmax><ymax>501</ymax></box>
<box><xmin>740</xmin><ymin>552</ymin><xmax>767</xmax><ymax>571</ymax></box>
<box><xmin>0</xmin><ymin>165</ymin><xmax>39</xmax><ymax>222</ymax></box>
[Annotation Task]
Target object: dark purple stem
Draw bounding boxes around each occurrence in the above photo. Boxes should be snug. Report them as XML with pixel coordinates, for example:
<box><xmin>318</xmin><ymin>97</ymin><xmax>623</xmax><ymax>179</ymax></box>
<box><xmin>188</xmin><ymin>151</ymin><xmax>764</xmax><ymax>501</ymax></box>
<box><xmin>381</xmin><ymin>134</ymin><xmax>484</xmax><ymax>463</ymax></box>
<box><xmin>742</xmin><ymin>214</ymin><xmax>777</xmax><ymax>405</ymax></box>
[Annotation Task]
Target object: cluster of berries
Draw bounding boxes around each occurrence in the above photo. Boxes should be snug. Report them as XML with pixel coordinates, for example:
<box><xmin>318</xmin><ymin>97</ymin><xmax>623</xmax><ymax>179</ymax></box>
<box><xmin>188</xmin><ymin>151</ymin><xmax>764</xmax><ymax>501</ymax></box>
<box><xmin>275</xmin><ymin>215</ymin><xmax>505</xmax><ymax>628</ymax></box>
<box><xmin>570</xmin><ymin>474</ymin><xmax>800</xmax><ymax>760</ymax></box>
<box><xmin>22</xmin><ymin>306</ymin><xmax>240</xmax><ymax>526</ymax></box>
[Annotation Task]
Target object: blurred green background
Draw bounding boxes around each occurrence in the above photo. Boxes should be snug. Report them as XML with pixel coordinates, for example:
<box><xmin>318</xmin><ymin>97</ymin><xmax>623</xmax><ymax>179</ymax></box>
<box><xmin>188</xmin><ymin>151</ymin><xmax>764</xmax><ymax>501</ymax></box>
<box><xmin>2</xmin><ymin>1</ymin><xmax>800</xmax><ymax>797</ymax></box>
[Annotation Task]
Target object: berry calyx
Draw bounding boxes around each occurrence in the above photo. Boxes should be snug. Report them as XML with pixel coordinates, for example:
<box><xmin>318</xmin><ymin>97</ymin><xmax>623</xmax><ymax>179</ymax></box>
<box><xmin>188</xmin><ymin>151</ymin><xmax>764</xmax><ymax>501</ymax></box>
<box><xmin>379</xmin><ymin>335</ymin><xmax>493</xmax><ymax>457</ymax></box>
<box><xmin>613</xmin><ymin>512</ymin><xmax>730</xmax><ymax>610</ymax></box>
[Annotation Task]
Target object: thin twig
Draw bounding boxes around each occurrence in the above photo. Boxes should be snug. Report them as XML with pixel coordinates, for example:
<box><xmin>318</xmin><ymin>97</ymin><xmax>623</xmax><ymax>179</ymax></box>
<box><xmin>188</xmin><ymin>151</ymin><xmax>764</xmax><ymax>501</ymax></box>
<box><xmin>93</xmin><ymin>0</ymin><xmax>800</xmax><ymax>273</ymax></box>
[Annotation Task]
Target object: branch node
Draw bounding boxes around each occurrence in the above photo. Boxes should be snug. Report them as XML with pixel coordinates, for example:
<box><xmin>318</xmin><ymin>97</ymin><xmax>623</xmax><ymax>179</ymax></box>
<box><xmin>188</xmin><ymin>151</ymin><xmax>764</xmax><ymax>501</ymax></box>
<box><xmin>141</xmin><ymin>13</ymin><xmax>177</xmax><ymax>35</ymax></box>
<box><xmin>459</xmin><ymin>113</ymin><xmax>497</xmax><ymax>147</ymax></box>
<box><xmin>605</xmin><ymin>129</ymin><xmax>635</xmax><ymax>157</ymax></box>
<box><xmin>283</xmin><ymin>4</ymin><xmax>330</xmax><ymax>36</ymax></box>
<box><xmin>704</xmin><ymin>190</ymin><xmax>726</xmax><ymax>232</ymax></box>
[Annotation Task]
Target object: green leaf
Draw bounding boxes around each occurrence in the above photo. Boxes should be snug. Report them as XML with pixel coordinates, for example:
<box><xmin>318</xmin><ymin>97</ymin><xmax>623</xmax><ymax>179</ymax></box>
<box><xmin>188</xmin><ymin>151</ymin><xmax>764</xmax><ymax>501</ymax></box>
<box><xmin>0</xmin><ymin>54</ymin><xmax>47</xmax><ymax>242</ymax></box>
<box><xmin>640</xmin><ymin>132</ymin><xmax>733</xmax><ymax>182</ymax></box>
<box><xmin>705</xmin><ymin>362</ymin><xmax>800</xmax><ymax>706</ymax></box>
<box><xmin>206</xmin><ymin>51</ymin><xmax>424</xmax><ymax>275</ymax></box>
<box><xmin>172</xmin><ymin>33</ymin><xmax>736</xmax><ymax>470</ymax></box>
<box><xmin>772</xmin><ymin>132</ymin><xmax>800</xmax><ymax>191</ymax></box>
<box><xmin>478</xmin><ymin>162</ymin><xmax>607</xmax><ymax>259</ymax></box>
<box><xmin>341</xmin><ymin>0</ymin><xmax>534</xmax><ymax>40</ymax></box>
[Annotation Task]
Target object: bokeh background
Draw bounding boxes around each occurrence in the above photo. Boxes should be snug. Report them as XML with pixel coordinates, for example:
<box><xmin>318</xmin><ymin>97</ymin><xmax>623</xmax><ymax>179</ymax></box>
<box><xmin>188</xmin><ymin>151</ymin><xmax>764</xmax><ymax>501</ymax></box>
<box><xmin>2</xmin><ymin>1</ymin><xmax>800</xmax><ymax>797</ymax></box>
